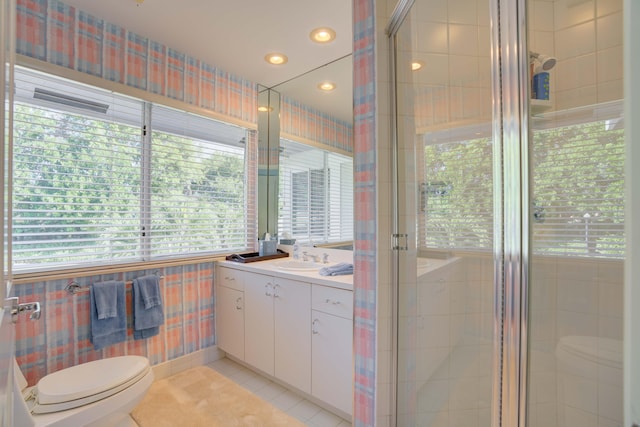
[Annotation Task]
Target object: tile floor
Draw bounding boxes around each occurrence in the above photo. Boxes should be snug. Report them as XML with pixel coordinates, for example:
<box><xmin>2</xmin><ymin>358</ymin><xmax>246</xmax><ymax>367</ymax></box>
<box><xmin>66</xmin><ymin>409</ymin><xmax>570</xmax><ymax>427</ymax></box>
<box><xmin>206</xmin><ymin>357</ymin><xmax>352</xmax><ymax>427</ymax></box>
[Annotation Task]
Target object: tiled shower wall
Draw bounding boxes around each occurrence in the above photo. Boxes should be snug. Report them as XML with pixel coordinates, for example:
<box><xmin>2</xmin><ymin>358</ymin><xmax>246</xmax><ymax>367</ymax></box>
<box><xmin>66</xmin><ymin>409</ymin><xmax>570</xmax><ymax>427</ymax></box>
<box><xmin>528</xmin><ymin>0</ymin><xmax>623</xmax><ymax>109</ymax></box>
<box><xmin>11</xmin><ymin>262</ymin><xmax>215</xmax><ymax>386</ymax></box>
<box><xmin>528</xmin><ymin>256</ymin><xmax>624</xmax><ymax>427</ymax></box>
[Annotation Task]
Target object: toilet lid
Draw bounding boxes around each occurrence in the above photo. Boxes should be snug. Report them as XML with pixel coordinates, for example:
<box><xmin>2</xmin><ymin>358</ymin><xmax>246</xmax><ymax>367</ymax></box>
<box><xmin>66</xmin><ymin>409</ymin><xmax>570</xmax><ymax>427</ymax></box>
<box><xmin>557</xmin><ymin>335</ymin><xmax>622</xmax><ymax>369</ymax></box>
<box><xmin>32</xmin><ymin>355</ymin><xmax>150</xmax><ymax>414</ymax></box>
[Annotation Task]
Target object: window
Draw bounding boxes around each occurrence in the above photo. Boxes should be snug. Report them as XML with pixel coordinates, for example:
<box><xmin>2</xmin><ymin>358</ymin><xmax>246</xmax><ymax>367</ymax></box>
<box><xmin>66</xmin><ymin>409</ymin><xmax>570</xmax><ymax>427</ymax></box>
<box><xmin>531</xmin><ymin>118</ymin><xmax>624</xmax><ymax>258</ymax></box>
<box><xmin>12</xmin><ymin>67</ymin><xmax>249</xmax><ymax>272</ymax></box>
<box><xmin>420</xmin><ymin>136</ymin><xmax>494</xmax><ymax>251</ymax></box>
<box><xmin>278</xmin><ymin>139</ymin><xmax>353</xmax><ymax>245</ymax></box>
<box><xmin>418</xmin><ymin>103</ymin><xmax>625</xmax><ymax>258</ymax></box>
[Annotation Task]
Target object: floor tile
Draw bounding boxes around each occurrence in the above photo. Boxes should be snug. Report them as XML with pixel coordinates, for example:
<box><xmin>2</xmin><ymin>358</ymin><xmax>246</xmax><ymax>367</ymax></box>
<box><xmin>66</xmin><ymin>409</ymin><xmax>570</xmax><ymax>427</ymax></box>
<box><xmin>206</xmin><ymin>357</ymin><xmax>351</xmax><ymax>427</ymax></box>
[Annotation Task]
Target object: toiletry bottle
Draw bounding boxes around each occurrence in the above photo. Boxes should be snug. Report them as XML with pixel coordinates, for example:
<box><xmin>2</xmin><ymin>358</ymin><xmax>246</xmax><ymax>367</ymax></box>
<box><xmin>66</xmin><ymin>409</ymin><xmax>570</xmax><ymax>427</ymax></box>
<box><xmin>293</xmin><ymin>242</ymin><xmax>300</xmax><ymax>259</ymax></box>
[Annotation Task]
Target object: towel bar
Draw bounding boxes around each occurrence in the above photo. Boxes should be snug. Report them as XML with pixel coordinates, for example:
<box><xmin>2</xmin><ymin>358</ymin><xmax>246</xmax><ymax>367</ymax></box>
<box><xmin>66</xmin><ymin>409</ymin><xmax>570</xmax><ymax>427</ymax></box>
<box><xmin>65</xmin><ymin>275</ymin><xmax>164</xmax><ymax>295</ymax></box>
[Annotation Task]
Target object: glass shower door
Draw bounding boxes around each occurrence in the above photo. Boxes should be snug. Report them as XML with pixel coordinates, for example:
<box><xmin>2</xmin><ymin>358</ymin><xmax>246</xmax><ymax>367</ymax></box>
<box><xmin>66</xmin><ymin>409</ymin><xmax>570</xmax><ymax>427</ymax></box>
<box><xmin>526</xmin><ymin>0</ymin><xmax>625</xmax><ymax>425</ymax></box>
<box><xmin>392</xmin><ymin>0</ymin><xmax>497</xmax><ymax>424</ymax></box>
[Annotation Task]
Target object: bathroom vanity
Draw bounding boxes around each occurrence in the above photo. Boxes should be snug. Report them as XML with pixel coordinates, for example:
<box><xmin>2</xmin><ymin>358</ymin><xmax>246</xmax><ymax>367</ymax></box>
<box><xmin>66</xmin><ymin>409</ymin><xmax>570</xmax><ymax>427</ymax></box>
<box><xmin>215</xmin><ymin>258</ymin><xmax>353</xmax><ymax>417</ymax></box>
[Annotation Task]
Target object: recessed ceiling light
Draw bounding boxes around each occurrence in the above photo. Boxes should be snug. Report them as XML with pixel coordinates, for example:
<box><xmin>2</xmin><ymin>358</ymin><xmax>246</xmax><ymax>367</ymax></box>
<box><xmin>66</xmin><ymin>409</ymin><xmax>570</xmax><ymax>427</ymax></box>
<box><xmin>310</xmin><ymin>27</ymin><xmax>336</xmax><ymax>43</ymax></box>
<box><xmin>411</xmin><ymin>61</ymin><xmax>424</xmax><ymax>71</ymax></box>
<box><xmin>265</xmin><ymin>53</ymin><xmax>288</xmax><ymax>65</ymax></box>
<box><xmin>318</xmin><ymin>81</ymin><xmax>336</xmax><ymax>92</ymax></box>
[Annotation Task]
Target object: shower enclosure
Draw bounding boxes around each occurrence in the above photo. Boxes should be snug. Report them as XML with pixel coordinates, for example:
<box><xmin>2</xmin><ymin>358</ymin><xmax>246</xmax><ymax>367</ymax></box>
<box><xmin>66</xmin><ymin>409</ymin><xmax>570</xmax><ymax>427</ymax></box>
<box><xmin>389</xmin><ymin>0</ymin><xmax>624</xmax><ymax>424</ymax></box>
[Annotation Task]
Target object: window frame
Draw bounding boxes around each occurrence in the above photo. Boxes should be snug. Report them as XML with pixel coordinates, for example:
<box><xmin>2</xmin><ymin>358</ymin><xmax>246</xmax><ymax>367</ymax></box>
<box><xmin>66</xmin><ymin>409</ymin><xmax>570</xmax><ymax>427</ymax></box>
<box><xmin>11</xmin><ymin>65</ymin><xmax>253</xmax><ymax>274</ymax></box>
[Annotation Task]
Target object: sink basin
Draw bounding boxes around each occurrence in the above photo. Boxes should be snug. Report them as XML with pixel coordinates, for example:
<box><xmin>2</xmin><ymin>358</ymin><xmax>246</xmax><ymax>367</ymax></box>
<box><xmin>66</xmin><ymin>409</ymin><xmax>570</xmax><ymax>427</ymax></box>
<box><xmin>273</xmin><ymin>260</ymin><xmax>324</xmax><ymax>271</ymax></box>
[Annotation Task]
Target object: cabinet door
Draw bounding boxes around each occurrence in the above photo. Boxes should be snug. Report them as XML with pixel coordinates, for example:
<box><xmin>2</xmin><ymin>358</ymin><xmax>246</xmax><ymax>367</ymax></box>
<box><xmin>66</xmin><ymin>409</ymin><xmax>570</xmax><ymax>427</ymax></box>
<box><xmin>274</xmin><ymin>278</ymin><xmax>311</xmax><ymax>394</ymax></box>
<box><xmin>244</xmin><ymin>272</ymin><xmax>275</xmax><ymax>375</ymax></box>
<box><xmin>312</xmin><ymin>310</ymin><xmax>353</xmax><ymax>415</ymax></box>
<box><xmin>216</xmin><ymin>285</ymin><xmax>244</xmax><ymax>360</ymax></box>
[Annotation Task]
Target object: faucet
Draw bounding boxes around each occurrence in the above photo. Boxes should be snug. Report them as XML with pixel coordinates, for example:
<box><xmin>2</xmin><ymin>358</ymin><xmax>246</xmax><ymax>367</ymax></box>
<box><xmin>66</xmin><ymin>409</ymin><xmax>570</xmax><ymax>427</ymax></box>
<box><xmin>322</xmin><ymin>253</ymin><xmax>329</xmax><ymax>264</ymax></box>
<box><xmin>303</xmin><ymin>251</ymin><xmax>320</xmax><ymax>262</ymax></box>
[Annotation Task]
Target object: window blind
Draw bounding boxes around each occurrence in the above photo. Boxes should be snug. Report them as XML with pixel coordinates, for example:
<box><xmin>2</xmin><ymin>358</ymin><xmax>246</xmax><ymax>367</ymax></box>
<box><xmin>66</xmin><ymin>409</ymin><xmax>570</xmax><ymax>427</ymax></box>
<box><xmin>418</xmin><ymin>104</ymin><xmax>625</xmax><ymax>259</ymax></box>
<box><xmin>12</xmin><ymin>68</ymin><xmax>143</xmax><ymax>270</ymax></box>
<box><xmin>149</xmin><ymin>106</ymin><xmax>248</xmax><ymax>257</ymax></box>
<box><xmin>419</xmin><ymin>137</ymin><xmax>494</xmax><ymax>251</ymax></box>
<box><xmin>531</xmin><ymin>120</ymin><xmax>624</xmax><ymax>258</ymax></box>
<box><xmin>278</xmin><ymin>139</ymin><xmax>353</xmax><ymax>245</ymax></box>
<box><xmin>11</xmin><ymin>67</ymin><xmax>250</xmax><ymax>272</ymax></box>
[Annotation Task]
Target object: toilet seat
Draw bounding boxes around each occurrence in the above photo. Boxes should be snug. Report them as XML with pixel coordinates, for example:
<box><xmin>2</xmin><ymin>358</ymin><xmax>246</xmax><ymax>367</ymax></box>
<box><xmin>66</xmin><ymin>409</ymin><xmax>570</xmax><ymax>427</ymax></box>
<box><xmin>29</xmin><ymin>356</ymin><xmax>150</xmax><ymax>414</ymax></box>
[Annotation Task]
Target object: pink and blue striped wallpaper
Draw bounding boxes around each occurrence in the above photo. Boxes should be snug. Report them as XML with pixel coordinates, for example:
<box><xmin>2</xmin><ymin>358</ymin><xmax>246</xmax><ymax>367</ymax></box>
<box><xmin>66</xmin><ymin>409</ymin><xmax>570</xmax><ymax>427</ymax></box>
<box><xmin>352</xmin><ymin>0</ymin><xmax>378</xmax><ymax>425</ymax></box>
<box><xmin>13</xmin><ymin>0</ymin><xmax>374</xmax><ymax>423</ymax></box>
<box><xmin>12</xmin><ymin>263</ymin><xmax>215</xmax><ymax>385</ymax></box>
<box><xmin>15</xmin><ymin>0</ymin><xmax>352</xmax><ymax>153</ymax></box>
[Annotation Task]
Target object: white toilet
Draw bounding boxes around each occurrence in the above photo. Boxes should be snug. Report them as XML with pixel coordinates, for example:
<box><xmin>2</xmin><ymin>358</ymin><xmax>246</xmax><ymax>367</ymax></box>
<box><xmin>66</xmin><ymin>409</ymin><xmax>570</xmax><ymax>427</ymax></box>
<box><xmin>556</xmin><ymin>335</ymin><xmax>622</xmax><ymax>427</ymax></box>
<box><xmin>12</xmin><ymin>355</ymin><xmax>154</xmax><ymax>427</ymax></box>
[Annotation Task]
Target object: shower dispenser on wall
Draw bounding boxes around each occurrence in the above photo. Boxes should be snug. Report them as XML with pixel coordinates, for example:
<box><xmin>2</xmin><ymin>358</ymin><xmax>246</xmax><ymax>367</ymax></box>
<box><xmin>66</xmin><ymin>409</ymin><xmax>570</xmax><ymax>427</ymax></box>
<box><xmin>530</xmin><ymin>51</ymin><xmax>557</xmax><ymax>100</ymax></box>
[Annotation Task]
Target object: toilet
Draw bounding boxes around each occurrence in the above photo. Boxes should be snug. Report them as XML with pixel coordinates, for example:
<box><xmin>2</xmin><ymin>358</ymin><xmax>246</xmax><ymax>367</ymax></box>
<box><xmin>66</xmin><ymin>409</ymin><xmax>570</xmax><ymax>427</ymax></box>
<box><xmin>12</xmin><ymin>355</ymin><xmax>154</xmax><ymax>427</ymax></box>
<box><xmin>556</xmin><ymin>335</ymin><xmax>622</xmax><ymax>427</ymax></box>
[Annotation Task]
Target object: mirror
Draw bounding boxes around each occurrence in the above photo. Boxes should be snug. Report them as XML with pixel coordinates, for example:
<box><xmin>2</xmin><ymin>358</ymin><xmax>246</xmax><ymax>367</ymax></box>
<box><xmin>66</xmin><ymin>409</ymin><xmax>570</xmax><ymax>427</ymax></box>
<box><xmin>256</xmin><ymin>55</ymin><xmax>354</xmax><ymax>246</ymax></box>
<box><xmin>257</xmin><ymin>85</ymin><xmax>281</xmax><ymax>239</ymax></box>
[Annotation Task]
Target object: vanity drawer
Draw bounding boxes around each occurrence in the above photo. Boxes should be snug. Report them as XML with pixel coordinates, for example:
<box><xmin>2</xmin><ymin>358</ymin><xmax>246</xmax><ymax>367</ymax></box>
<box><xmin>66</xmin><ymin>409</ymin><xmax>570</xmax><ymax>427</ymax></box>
<box><xmin>217</xmin><ymin>266</ymin><xmax>244</xmax><ymax>291</ymax></box>
<box><xmin>312</xmin><ymin>285</ymin><xmax>353</xmax><ymax>319</ymax></box>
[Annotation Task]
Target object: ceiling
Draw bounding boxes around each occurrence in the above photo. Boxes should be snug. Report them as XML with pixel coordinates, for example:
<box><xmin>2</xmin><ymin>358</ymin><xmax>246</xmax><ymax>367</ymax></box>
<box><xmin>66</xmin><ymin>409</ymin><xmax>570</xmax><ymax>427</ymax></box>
<box><xmin>61</xmin><ymin>0</ymin><xmax>353</xmax><ymax>122</ymax></box>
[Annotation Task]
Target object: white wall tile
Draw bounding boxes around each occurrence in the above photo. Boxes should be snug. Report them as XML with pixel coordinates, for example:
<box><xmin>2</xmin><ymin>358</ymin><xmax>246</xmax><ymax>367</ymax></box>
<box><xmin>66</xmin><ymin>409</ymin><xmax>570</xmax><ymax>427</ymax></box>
<box><xmin>418</xmin><ymin>22</ymin><xmax>449</xmax><ymax>54</ymax></box>
<box><xmin>555</xmin><ymin>54</ymin><xmax>596</xmax><ymax>91</ymax></box>
<box><xmin>557</xmin><ymin>310</ymin><xmax>598</xmax><ymax>337</ymax></box>
<box><xmin>596</xmin><ymin>0</ymin><xmax>622</xmax><ymax>16</ymax></box>
<box><xmin>596</xmin><ymin>12</ymin><xmax>623</xmax><ymax>49</ymax></box>
<box><xmin>598</xmin><ymin>315</ymin><xmax>623</xmax><ymax>340</ymax></box>
<box><xmin>597</xmin><ymin>79</ymin><xmax>623</xmax><ymax>102</ymax></box>
<box><xmin>597</xmin><ymin>382</ymin><xmax>623</xmax><ymax>421</ymax></box>
<box><xmin>598</xmin><ymin>282</ymin><xmax>623</xmax><ymax>317</ymax></box>
<box><xmin>449</xmin><ymin>24</ymin><xmax>480</xmax><ymax>56</ymax></box>
<box><xmin>597</xmin><ymin>46</ymin><xmax>623</xmax><ymax>83</ymax></box>
<box><xmin>530</xmin><ymin>31</ymin><xmax>556</xmax><ymax>58</ymax></box>
<box><xmin>557</xmin><ymin>279</ymin><xmax>598</xmax><ymax>313</ymax></box>
<box><xmin>562</xmin><ymin>406</ymin><xmax>598</xmax><ymax>427</ymax></box>
<box><xmin>448</xmin><ymin>0</ymin><xmax>478</xmax><ymax>25</ymax></box>
<box><xmin>533</xmin><ymin>0</ymin><xmax>556</xmax><ymax>31</ymax></box>
<box><xmin>554</xmin><ymin>0</ymin><xmax>595</xmax><ymax>30</ymax></box>
<box><xmin>449</xmin><ymin>377</ymin><xmax>479</xmax><ymax>409</ymax></box>
<box><xmin>555</xmin><ymin>21</ymin><xmax>596</xmax><ymax>59</ymax></box>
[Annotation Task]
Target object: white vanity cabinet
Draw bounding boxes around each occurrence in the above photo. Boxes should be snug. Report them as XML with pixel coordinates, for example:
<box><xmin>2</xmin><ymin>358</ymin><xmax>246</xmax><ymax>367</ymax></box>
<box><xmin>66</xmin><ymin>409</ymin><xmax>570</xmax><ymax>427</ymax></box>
<box><xmin>244</xmin><ymin>271</ymin><xmax>312</xmax><ymax>394</ymax></box>
<box><xmin>216</xmin><ymin>266</ymin><xmax>245</xmax><ymax>361</ymax></box>
<box><xmin>215</xmin><ymin>261</ymin><xmax>353</xmax><ymax>417</ymax></box>
<box><xmin>311</xmin><ymin>285</ymin><xmax>353</xmax><ymax>415</ymax></box>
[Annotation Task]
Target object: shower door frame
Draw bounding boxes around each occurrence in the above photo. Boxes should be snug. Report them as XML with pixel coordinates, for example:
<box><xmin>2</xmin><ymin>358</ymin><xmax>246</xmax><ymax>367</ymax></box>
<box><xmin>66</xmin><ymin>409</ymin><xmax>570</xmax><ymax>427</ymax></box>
<box><xmin>387</xmin><ymin>0</ymin><xmax>532</xmax><ymax>422</ymax></box>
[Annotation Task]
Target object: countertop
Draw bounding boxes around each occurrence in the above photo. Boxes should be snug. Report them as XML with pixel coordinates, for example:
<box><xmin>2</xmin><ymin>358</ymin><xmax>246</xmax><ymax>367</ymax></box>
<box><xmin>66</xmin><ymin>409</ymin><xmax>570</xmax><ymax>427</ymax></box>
<box><xmin>217</xmin><ymin>258</ymin><xmax>354</xmax><ymax>291</ymax></box>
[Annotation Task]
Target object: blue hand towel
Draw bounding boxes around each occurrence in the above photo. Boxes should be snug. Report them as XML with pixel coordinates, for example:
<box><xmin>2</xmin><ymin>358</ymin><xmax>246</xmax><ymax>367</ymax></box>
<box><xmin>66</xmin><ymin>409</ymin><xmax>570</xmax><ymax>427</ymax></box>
<box><xmin>319</xmin><ymin>262</ymin><xmax>354</xmax><ymax>276</ymax></box>
<box><xmin>136</xmin><ymin>275</ymin><xmax>162</xmax><ymax>309</ymax></box>
<box><xmin>90</xmin><ymin>281</ymin><xmax>126</xmax><ymax>350</ymax></box>
<box><xmin>93</xmin><ymin>280</ymin><xmax>119</xmax><ymax>319</ymax></box>
<box><xmin>132</xmin><ymin>275</ymin><xmax>164</xmax><ymax>340</ymax></box>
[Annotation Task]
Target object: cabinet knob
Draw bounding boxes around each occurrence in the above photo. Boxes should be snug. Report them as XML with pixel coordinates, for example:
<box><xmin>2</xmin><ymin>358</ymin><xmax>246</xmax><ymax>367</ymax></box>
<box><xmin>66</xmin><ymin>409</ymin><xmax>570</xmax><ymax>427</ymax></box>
<box><xmin>235</xmin><ymin>297</ymin><xmax>242</xmax><ymax>310</ymax></box>
<box><xmin>225</xmin><ymin>276</ymin><xmax>235</xmax><ymax>281</ymax></box>
<box><xmin>265</xmin><ymin>283</ymin><xmax>273</xmax><ymax>296</ymax></box>
<box><xmin>312</xmin><ymin>318</ymin><xmax>319</xmax><ymax>334</ymax></box>
<box><xmin>273</xmin><ymin>284</ymin><xmax>280</xmax><ymax>298</ymax></box>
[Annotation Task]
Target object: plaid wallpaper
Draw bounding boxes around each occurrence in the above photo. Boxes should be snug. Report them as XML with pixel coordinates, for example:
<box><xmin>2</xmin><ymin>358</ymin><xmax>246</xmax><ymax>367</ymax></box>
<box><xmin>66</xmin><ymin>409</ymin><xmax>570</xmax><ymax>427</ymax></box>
<box><xmin>15</xmin><ymin>0</ymin><xmax>353</xmax><ymax>154</ymax></box>
<box><xmin>12</xmin><ymin>262</ymin><xmax>215</xmax><ymax>385</ymax></box>
<box><xmin>352</xmin><ymin>0</ymin><xmax>378</xmax><ymax>424</ymax></box>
